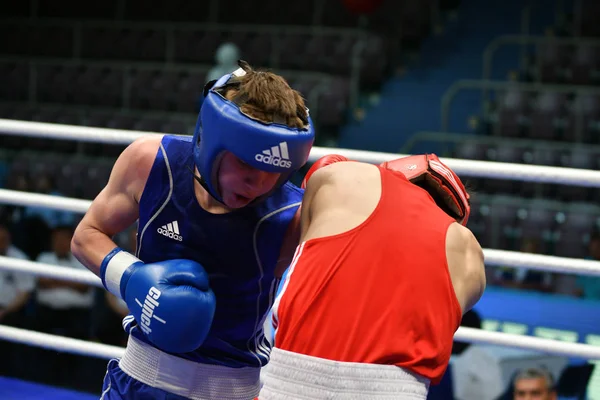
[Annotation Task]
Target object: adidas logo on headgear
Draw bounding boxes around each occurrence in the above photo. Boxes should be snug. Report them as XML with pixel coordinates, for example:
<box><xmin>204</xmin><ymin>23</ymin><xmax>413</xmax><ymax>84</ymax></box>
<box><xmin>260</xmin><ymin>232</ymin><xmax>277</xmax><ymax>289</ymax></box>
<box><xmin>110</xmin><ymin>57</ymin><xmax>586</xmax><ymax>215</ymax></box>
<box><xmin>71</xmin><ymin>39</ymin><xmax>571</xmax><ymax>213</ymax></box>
<box><xmin>157</xmin><ymin>221</ymin><xmax>183</xmax><ymax>242</ymax></box>
<box><xmin>255</xmin><ymin>142</ymin><xmax>292</xmax><ymax>168</ymax></box>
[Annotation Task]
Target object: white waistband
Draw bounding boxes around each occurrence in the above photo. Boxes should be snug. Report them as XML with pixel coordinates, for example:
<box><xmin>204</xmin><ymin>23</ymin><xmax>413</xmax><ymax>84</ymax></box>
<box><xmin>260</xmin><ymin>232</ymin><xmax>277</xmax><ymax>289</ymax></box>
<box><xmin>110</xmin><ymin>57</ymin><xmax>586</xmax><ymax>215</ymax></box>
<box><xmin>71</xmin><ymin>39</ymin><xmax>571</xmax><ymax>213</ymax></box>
<box><xmin>119</xmin><ymin>335</ymin><xmax>261</xmax><ymax>400</ymax></box>
<box><xmin>260</xmin><ymin>348</ymin><xmax>430</xmax><ymax>400</ymax></box>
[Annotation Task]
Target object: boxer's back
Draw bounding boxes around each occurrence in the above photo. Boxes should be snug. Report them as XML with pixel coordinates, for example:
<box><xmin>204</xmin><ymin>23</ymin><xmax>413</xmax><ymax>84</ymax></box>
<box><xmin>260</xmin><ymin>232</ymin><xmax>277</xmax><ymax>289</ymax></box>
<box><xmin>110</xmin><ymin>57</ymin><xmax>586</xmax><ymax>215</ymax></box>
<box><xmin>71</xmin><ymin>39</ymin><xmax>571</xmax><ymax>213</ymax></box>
<box><xmin>273</xmin><ymin>161</ymin><xmax>477</xmax><ymax>384</ymax></box>
<box><xmin>300</xmin><ymin>161</ymin><xmax>482</xmax><ymax>312</ymax></box>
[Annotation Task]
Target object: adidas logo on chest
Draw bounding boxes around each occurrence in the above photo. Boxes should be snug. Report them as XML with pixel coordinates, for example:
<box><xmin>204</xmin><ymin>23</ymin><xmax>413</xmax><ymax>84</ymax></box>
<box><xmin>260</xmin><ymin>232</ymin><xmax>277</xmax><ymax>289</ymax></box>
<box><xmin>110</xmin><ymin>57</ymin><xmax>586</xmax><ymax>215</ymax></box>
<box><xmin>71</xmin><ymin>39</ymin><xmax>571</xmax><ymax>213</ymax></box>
<box><xmin>255</xmin><ymin>142</ymin><xmax>292</xmax><ymax>168</ymax></box>
<box><xmin>157</xmin><ymin>220</ymin><xmax>183</xmax><ymax>242</ymax></box>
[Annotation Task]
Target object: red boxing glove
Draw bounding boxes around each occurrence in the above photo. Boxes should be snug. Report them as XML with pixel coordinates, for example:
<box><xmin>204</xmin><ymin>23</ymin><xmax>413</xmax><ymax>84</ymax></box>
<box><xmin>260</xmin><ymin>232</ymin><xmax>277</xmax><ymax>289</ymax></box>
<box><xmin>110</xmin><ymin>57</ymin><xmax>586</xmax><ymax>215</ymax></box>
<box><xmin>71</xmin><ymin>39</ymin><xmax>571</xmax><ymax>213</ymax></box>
<box><xmin>381</xmin><ymin>154</ymin><xmax>470</xmax><ymax>225</ymax></box>
<box><xmin>301</xmin><ymin>154</ymin><xmax>349</xmax><ymax>189</ymax></box>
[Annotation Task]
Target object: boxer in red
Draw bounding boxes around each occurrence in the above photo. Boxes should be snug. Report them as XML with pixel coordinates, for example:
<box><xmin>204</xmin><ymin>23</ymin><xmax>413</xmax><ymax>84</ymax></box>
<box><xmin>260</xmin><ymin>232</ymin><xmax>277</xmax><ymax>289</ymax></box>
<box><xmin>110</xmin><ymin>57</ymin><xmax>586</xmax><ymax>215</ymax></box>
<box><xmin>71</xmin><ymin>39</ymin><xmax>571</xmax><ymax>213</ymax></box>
<box><xmin>259</xmin><ymin>154</ymin><xmax>486</xmax><ymax>399</ymax></box>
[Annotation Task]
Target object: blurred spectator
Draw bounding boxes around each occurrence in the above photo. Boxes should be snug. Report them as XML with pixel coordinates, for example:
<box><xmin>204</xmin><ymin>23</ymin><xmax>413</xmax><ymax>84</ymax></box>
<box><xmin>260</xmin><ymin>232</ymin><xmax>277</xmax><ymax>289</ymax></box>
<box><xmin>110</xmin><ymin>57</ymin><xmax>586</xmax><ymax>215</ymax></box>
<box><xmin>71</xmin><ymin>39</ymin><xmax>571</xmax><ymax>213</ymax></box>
<box><xmin>206</xmin><ymin>42</ymin><xmax>241</xmax><ymax>82</ymax></box>
<box><xmin>196</xmin><ymin>42</ymin><xmax>241</xmax><ymax>112</ymax></box>
<box><xmin>33</xmin><ymin>225</ymin><xmax>94</xmax><ymax>386</ymax></box>
<box><xmin>575</xmin><ymin>229</ymin><xmax>600</xmax><ymax>300</ymax></box>
<box><xmin>491</xmin><ymin>238</ymin><xmax>554</xmax><ymax>293</ymax></box>
<box><xmin>512</xmin><ymin>367</ymin><xmax>557</xmax><ymax>400</ymax></box>
<box><xmin>20</xmin><ymin>175</ymin><xmax>76</xmax><ymax>259</ymax></box>
<box><xmin>341</xmin><ymin>0</ymin><xmax>383</xmax><ymax>15</ymax></box>
<box><xmin>553</xmin><ymin>273</ymin><xmax>581</xmax><ymax>298</ymax></box>
<box><xmin>199</xmin><ymin>42</ymin><xmax>242</xmax><ymax>114</ymax></box>
<box><xmin>96</xmin><ymin>291</ymin><xmax>129</xmax><ymax>347</ymax></box>
<box><xmin>451</xmin><ymin>309</ymin><xmax>482</xmax><ymax>355</ymax></box>
<box><xmin>24</xmin><ymin>175</ymin><xmax>77</xmax><ymax>229</ymax></box>
<box><xmin>0</xmin><ymin>219</ymin><xmax>35</xmax><ymax>377</ymax></box>
<box><xmin>3</xmin><ymin>174</ymin><xmax>29</xmax><ymax>224</ymax></box>
<box><xmin>34</xmin><ymin>225</ymin><xmax>95</xmax><ymax>331</ymax></box>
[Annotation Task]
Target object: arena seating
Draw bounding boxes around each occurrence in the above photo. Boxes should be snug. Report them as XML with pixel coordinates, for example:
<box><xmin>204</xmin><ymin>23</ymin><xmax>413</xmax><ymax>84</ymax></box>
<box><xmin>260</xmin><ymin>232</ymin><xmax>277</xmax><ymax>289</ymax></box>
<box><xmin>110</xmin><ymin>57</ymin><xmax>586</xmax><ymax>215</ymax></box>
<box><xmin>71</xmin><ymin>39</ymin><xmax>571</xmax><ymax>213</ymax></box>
<box><xmin>0</xmin><ymin>0</ymin><xmax>441</xmax><ymax>208</ymax></box>
<box><xmin>454</xmin><ymin>0</ymin><xmax>600</xmax><ymax>262</ymax></box>
<box><xmin>1</xmin><ymin>0</ymin><xmax>598</xmax><ymax>258</ymax></box>
<box><xmin>2</xmin><ymin>1</ymin><xmax>600</xmax><ymax>398</ymax></box>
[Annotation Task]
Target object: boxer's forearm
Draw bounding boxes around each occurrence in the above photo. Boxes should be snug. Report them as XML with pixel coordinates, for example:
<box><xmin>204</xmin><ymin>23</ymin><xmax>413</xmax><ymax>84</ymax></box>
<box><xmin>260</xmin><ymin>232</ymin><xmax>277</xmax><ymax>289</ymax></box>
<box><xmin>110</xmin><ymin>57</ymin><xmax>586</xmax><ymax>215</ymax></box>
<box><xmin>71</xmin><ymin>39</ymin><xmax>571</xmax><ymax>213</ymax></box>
<box><xmin>71</xmin><ymin>226</ymin><xmax>121</xmax><ymax>277</ymax></box>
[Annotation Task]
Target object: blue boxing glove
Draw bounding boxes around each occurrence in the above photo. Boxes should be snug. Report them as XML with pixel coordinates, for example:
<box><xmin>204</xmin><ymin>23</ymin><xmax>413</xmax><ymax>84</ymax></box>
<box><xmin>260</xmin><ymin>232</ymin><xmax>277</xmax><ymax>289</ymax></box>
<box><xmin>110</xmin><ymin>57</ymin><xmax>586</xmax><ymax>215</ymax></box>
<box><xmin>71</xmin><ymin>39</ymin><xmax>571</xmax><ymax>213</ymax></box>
<box><xmin>100</xmin><ymin>247</ymin><xmax>216</xmax><ymax>354</ymax></box>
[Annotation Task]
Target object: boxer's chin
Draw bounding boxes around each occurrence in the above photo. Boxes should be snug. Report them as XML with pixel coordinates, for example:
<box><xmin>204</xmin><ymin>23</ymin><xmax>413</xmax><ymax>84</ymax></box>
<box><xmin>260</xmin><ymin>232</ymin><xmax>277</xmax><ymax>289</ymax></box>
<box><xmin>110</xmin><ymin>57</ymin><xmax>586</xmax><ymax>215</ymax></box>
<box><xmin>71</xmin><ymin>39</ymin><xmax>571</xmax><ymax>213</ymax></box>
<box><xmin>222</xmin><ymin>191</ymin><xmax>253</xmax><ymax>209</ymax></box>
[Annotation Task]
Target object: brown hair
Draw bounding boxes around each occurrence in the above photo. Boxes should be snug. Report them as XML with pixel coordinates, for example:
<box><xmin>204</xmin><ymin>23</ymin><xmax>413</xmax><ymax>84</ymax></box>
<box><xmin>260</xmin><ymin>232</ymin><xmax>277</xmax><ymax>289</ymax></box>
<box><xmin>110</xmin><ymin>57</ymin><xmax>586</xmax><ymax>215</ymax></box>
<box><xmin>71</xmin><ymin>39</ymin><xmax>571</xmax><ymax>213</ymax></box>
<box><xmin>219</xmin><ymin>60</ymin><xmax>309</xmax><ymax>129</ymax></box>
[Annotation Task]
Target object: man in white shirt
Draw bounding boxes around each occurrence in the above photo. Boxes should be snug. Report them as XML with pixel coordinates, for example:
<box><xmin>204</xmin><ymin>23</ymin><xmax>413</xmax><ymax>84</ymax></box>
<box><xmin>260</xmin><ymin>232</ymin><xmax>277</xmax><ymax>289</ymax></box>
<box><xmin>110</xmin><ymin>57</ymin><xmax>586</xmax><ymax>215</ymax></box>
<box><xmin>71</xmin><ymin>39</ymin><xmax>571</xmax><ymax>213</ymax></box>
<box><xmin>0</xmin><ymin>219</ymin><xmax>35</xmax><ymax>378</ymax></box>
<box><xmin>33</xmin><ymin>225</ymin><xmax>95</xmax><ymax>387</ymax></box>
<box><xmin>36</xmin><ymin>225</ymin><xmax>95</xmax><ymax>315</ymax></box>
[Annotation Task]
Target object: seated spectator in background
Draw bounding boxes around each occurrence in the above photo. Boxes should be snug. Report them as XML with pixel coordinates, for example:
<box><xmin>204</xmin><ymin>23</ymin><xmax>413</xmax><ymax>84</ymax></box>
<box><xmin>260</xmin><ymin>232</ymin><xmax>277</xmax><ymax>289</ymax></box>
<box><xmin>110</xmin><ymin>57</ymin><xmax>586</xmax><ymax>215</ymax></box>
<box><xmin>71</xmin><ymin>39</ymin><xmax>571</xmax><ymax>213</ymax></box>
<box><xmin>199</xmin><ymin>42</ymin><xmax>242</xmax><ymax>112</ymax></box>
<box><xmin>0</xmin><ymin>219</ymin><xmax>35</xmax><ymax>378</ymax></box>
<box><xmin>512</xmin><ymin>367</ymin><xmax>557</xmax><ymax>400</ymax></box>
<box><xmin>21</xmin><ymin>175</ymin><xmax>77</xmax><ymax>259</ymax></box>
<box><xmin>5</xmin><ymin>174</ymin><xmax>32</xmax><ymax>254</ymax></box>
<box><xmin>491</xmin><ymin>238</ymin><xmax>554</xmax><ymax>293</ymax></box>
<box><xmin>207</xmin><ymin>42</ymin><xmax>242</xmax><ymax>82</ymax></box>
<box><xmin>96</xmin><ymin>291</ymin><xmax>129</xmax><ymax>347</ymax></box>
<box><xmin>3</xmin><ymin>174</ymin><xmax>29</xmax><ymax>223</ymax></box>
<box><xmin>24</xmin><ymin>175</ymin><xmax>77</xmax><ymax>229</ymax></box>
<box><xmin>576</xmin><ymin>229</ymin><xmax>600</xmax><ymax>300</ymax></box>
<box><xmin>451</xmin><ymin>309</ymin><xmax>482</xmax><ymax>355</ymax></box>
<box><xmin>33</xmin><ymin>225</ymin><xmax>95</xmax><ymax>387</ymax></box>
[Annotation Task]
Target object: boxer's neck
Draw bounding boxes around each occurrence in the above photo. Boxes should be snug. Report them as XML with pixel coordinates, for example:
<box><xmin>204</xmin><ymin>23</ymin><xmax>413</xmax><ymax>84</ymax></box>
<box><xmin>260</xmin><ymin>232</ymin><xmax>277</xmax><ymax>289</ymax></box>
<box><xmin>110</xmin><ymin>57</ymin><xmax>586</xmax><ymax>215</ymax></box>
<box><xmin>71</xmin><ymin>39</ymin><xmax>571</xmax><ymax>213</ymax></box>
<box><xmin>193</xmin><ymin>167</ymin><xmax>233</xmax><ymax>215</ymax></box>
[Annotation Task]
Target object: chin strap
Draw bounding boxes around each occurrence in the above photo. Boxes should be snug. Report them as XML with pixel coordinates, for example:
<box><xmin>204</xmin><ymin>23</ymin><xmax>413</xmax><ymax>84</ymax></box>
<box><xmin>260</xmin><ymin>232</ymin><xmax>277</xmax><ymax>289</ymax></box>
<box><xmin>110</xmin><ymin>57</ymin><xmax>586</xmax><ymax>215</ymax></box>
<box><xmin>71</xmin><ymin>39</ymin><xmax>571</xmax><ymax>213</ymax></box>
<box><xmin>188</xmin><ymin>165</ymin><xmax>228</xmax><ymax>207</ymax></box>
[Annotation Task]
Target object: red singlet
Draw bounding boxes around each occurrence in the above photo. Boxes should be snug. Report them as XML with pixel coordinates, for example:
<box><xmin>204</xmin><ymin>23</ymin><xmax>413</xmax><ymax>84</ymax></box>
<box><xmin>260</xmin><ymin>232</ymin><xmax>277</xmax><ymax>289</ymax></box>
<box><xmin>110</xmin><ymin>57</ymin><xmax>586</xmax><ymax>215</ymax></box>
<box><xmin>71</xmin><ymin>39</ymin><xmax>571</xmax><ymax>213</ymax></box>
<box><xmin>273</xmin><ymin>166</ymin><xmax>462</xmax><ymax>385</ymax></box>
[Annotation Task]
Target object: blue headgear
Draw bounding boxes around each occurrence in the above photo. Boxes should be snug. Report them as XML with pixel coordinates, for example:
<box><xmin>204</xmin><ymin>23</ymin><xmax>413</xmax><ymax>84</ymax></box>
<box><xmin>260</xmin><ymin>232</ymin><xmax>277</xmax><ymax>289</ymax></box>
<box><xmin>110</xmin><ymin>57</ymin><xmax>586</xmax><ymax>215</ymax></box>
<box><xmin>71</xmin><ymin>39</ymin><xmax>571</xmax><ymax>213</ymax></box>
<box><xmin>192</xmin><ymin>66</ymin><xmax>315</xmax><ymax>204</ymax></box>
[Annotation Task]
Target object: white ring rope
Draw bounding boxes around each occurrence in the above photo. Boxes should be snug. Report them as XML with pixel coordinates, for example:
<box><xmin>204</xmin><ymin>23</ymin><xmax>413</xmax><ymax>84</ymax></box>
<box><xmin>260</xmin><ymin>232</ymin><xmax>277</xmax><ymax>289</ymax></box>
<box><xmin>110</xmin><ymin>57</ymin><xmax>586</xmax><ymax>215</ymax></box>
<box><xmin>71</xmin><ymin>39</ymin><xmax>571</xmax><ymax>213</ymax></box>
<box><xmin>454</xmin><ymin>327</ymin><xmax>600</xmax><ymax>359</ymax></box>
<box><xmin>0</xmin><ymin>324</ymin><xmax>598</xmax><ymax>361</ymax></box>
<box><xmin>483</xmin><ymin>249</ymin><xmax>600</xmax><ymax>277</ymax></box>
<box><xmin>311</xmin><ymin>147</ymin><xmax>600</xmax><ymax>187</ymax></box>
<box><xmin>1</xmin><ymin>189</ymin><xmax>600</xmax><ymax>277</ymax></box>
<box><xmin>0</xmin><ymin>325</ymin><xmax>124</xmax><ymax>360</ymax></box>
<box><xmin>2</xmin><ymin>118</ymin><xmax>600</xmax><ymax>186</ymax></box>
<box><xmin>0</xmin><ymin>188</ymin><xmax>91</xmax><ymax>214</ymax></box>
<box><xmin>0</xmin><ymin>248</ymin><xmax>599</xmax><ymax>280</ymax></box>
<box><xmin>0</xmin><ymin>255</ymin><xmax>102</xmax><ymax>287</ymax></box>
<box><xmin>0</xmin><ymin>118</ymin><xmax>154</xmax><ymax>145</ymax></box>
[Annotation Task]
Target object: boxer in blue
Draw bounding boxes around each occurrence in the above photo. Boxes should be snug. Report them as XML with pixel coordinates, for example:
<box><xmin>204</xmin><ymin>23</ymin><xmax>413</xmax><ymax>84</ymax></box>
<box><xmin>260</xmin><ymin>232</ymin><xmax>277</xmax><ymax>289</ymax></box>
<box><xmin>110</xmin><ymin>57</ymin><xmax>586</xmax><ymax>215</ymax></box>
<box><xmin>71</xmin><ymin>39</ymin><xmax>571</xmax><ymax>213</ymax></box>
<box><xmin>71</xmin><ymin>60</ymin><xmax>315</xmax><ymax>399</ymax></box>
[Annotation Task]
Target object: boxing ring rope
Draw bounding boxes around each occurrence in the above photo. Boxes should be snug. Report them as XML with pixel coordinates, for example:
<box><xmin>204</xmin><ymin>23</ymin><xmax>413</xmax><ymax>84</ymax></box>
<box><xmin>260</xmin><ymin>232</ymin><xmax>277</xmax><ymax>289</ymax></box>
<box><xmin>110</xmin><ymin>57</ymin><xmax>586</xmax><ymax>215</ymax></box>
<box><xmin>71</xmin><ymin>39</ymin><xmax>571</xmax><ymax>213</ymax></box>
<box><xmin>1</xmin><ymin>322</ymin><xmax>599</xmax><ymax>361</ymax></box>
<box><xmin>0</xmin><ymin>188</ymin><xmax>91</xmax><ymax>214</ymax></box>
<box><xmin>0</xmin><ymin>256</ymin><xmax>102</xmax><ymax>287</ymax></box>
<box><xmin>0</xmin><ymin>232</ymin><xmax>599</xmax><ymax>278</ymax></box>
<box><xmin>0</xmin><ymin>324</ymin><xmax>125</xmax><ymax>359</ymax></box>
<box><xmin>0</xmin><ymin>325</ymin><xmax>124</xmax><ymax>360</ymax></box>
<box><xmin>3</xmin><ymin>118</ymin><xmax>600</xmax><ymax>187</ymax></box>
<box><xmin>1</xmin><ymin>117</ymin><xmax>600</xmax><ymax>364</ymax></box>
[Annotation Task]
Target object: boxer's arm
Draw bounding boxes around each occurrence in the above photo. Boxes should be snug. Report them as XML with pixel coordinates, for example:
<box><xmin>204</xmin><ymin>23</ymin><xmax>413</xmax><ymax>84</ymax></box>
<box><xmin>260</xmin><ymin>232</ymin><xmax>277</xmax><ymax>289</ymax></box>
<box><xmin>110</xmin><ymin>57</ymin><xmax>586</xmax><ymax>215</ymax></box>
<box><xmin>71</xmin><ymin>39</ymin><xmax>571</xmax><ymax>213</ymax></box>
<box><xmin>275</xmin><ymin>206</ymin><xmax>301</xmax><ymax>278</ymax></box>
<box><xmin>446</xmin><ymin>223</ymin><xmax>486</xmax><ymax>314</ymax></box>
<box><xmin>71</xmin><ymin>136</ymin><xmax>161</xmax><ymax>277</ymax></box>
<box><xmin>275</xmin><ymin>156</ymin><xmax>348</xmax><ymax>276</ymax></box>
<box><xmin>463</xmin><ymin>230</ymin><xmax>486</xmax><ymax>312</ymax></box>
<box><xmin>298</xmin><ymin>166</ymin><xmax>329</xmax><ymax>241</ymax></box>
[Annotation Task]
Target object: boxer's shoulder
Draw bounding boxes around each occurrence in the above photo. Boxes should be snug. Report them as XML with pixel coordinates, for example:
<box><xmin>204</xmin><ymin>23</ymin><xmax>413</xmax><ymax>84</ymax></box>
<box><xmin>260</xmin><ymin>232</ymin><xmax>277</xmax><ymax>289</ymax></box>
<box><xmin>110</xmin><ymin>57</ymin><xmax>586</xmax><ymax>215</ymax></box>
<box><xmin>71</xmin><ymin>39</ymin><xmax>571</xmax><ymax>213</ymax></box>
<box><xmin>160</xmin><ymin>134</ymin><xmax>192</xmax><ymax>146</ymax></box>
<box><xmin>307</xmin><ymin>162</ymin><xmax>379</xmax><ymax>192</ymax></box>
<box><xmin>303</xmin><ymin>162</ymin><xmax>380</xmax><ymax>224</ymax></box>
<box><xmin>123</xmin><ymin>135</ymin><xmax>164</xmax><ymax>161</ymax></box>
<box><xmin>446</xmin><ymin>223</ymin><xmax>481</xmax><ymax>256</ymax></box>
<box><xmin>114</xmin><ymin>136</ymin><xmax>164</xmax><ymax>195</ymax></box>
